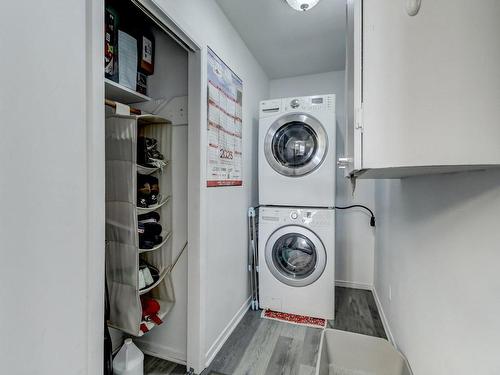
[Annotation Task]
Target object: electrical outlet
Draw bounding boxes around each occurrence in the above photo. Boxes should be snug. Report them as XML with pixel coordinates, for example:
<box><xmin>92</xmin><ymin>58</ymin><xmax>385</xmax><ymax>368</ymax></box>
<box><xmin>388</xmin><ymin>285</ymin><xmax>392</xmax><ymax>301</ymax></box>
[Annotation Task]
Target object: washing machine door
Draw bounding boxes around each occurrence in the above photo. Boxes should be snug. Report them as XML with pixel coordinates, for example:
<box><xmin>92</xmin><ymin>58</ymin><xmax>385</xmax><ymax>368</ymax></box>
<box><xmin>264</xmin><ymin>113</ymin><xmax>328</xmax><ymax>177</ymax></box>
<box><xmin>265</xmin><ymin>225</ymin><xmax>326</xmax><ymax>287</ymax></box>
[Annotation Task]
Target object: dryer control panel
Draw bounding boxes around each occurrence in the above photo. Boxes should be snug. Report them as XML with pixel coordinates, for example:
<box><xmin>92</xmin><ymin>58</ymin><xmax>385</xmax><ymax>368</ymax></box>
<box><xmin>260</xmin><ymin>207</ymin><xmax>333</xmax><ymax>227</ymax></box>
<box><xmin>259</xmin><ymin>94</ymin><xmax>335</xmax><ymax>119</ymax></box>
<box><xmin>283</xmin><ymin>94</ymin><xmax>335</xmax><ymax>113</ymax></box>
<box><xmin>259</xmin><ymin>99</ymin><xmax>282</xmax><ymax>118</ymax></box>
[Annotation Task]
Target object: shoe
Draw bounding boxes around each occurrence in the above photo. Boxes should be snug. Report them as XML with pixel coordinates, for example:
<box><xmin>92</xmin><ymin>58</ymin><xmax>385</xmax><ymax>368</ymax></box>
<box><xmin>137</xmin><ymin>175</ymin><xmax>160</xmax><ymax>207</ymax></box>
<box><xmin>139</xmin><ymin>236</ymin><xmax>163</xmax><ymax>249</ymax></box>
<box><xmin>138</xmin><ymin>261</ymin><xmax>159</xmax><ymax>290</ymax></box>
<box><xmin>138</xmin><ymin>221</ymin><xmax>162</xmax><ymax>236</ymax></box>
<box><xmin>138</xmin><ymin>137</ymin><xmax>165</xmax><ymax>168</ymax></box>
<box><xmin>139</xmin><ymin>238</ymin><xmax>156</xmax><ymax>249</ymax></box>
<box><xmin>138</xmin><ymin>220</ymin><xmax>163</xmax><ymax>249</ymax></box>
<box><xmin>137</xmin><ymin>193</ymin><xmax>149</xmax><ymax>208</ymax></box>
<box><xmin>138</xmin><ymin>212</ymin><xmax>160</xmax><ymax>224</ymax></box>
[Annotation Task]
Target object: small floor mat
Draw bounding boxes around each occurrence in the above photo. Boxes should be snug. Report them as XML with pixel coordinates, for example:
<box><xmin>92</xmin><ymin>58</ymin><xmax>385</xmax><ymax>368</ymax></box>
<box><xmin>261</xmin><ymin>309</ymin><xmax>327</xmax><ymax>329</ymax></box>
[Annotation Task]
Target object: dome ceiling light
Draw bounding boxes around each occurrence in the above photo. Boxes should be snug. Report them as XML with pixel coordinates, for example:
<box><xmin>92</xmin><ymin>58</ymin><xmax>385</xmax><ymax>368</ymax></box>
<box><xmin>285</xmin><ymin>0</ymin><xmax>321</xmax><ymax>12</ymax></box>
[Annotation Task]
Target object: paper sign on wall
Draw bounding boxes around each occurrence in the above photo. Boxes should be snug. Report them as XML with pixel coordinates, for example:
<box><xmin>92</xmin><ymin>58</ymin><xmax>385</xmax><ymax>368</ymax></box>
<box><xmin>206</xmin><ymin>47</ymin><xmax>243</xmax><ymax>187</ymax></box>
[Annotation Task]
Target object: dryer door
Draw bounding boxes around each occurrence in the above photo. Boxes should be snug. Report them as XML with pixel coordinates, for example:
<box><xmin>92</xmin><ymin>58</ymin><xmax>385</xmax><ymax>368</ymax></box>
<box><xmin>265</xmin><ymin>225</ymin><xmax>327</xmax><ymax>287</ymax></box>
<box><xmin>264</xmin><ymin>114</ymin><xmax>328</xmax><ymax>177</ymax></box>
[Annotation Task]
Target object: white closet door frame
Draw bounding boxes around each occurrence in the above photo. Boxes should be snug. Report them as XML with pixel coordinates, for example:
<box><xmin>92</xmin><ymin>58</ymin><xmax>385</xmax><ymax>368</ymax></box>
<box><xmin>186</xmin><ymin>49</ymin><xmax>206</xmax><ymax>375</ymax></box>
<box><xmin>129</xmin><ymin>5</ymin><xmax>206</xmax><ymax>373</ymax></box>
<box><xmin>91</xmin><ymin>1</ymin><xmax>205</xmax><ymax>373</ymax></box>
<box><xmin>86</xmin><ymin>0</ymin><xmax>105</xmax><ymax>374</ymax></box>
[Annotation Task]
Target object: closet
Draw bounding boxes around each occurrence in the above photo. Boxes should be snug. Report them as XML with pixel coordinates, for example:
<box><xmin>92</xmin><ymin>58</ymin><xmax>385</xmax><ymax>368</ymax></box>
<box><xmin>341</xmin><ymin>0</ymin><xmax>500</xmax><ymax>179</ymax></box>
<box><xmin>104</xmin><ymin>0</ymin><xmax>190</xmax><ymax>364</ymax></box>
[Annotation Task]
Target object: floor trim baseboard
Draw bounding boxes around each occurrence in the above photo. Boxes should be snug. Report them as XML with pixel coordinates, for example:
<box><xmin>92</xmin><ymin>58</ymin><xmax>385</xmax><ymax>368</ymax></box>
<box><xmin>204</xmin><ymin>297</ymin><xmax>251</xmax><ymax>367</ymax></box>
<box><xmin>335</xmin><ymin>279</ymin><xmax>373</xmax><ymax>291</ymax></box>
<box><xmin>371</xmin><ymin>286</ymin><xmax>395</xmax><ymax>345</ymax></box>
<box><xmin>136</xmin><ymin>341</ymin><xmax>187</xmax><ymax>366</ymax></box>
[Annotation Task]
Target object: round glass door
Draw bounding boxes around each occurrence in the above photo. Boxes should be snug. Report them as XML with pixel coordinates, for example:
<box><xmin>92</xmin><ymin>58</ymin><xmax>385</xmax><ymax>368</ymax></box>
<box><xmin>264</xmin><ymin>114</ymin><xmax>328</xmax><ymax>177</ymax></box>
<box><xmin>272</xmin><ymin>122</ymin><xmax>318</xmax><ymax>169</ymax></box>
<box><xmin>265</xmin><ymin>225</ymin><xmax>326</xmax><ymax>287</ymax></box>
<box><xmin>272</xmin><ymin>233</ymin><xmax>317</xmax><ymax>279</ymax></box>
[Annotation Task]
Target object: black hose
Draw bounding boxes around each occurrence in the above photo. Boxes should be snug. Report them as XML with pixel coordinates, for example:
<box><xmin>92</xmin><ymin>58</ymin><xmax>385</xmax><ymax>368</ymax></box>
<box><xmin>335</xmin><ymin>205</ymin><xmax>376</xmax><ymax>227</ymax></box>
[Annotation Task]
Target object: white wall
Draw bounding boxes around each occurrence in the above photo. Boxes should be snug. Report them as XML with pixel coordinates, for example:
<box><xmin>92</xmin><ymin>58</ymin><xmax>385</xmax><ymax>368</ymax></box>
<box><xmin>0</xmin><ymin>0</ymin><xmax>104</xmax><ymax>374</ymax></box>
<box><xmin>152</xmin><ymin>1</ymin><xmax>269</xmax><ymax>372</ymax></box>
<box><xmin>270</xmin><ymin>71</ymin><xmax>344</xmax><ymax>99</ymax></box>
<box><xmin>270</xmin><ymin>71</ymin><xmax>375</xmax><ymax>288</ymax></box>
<box><xmin>374</xmin><ymin>169</ymin><xmax>500</xmax><ymax>374</ymax></box>
<box><xmin>147</xmin><ymin>28</ymin><xmax>189</xmax><ymax>101</ymax></box>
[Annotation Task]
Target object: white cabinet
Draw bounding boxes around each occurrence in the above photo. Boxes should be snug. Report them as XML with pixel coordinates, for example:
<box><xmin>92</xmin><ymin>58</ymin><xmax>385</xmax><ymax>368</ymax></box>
<box><xmin>343</xmin><ymin>0</ymin><xmax>500</xmax><ymax>178</ymax></box>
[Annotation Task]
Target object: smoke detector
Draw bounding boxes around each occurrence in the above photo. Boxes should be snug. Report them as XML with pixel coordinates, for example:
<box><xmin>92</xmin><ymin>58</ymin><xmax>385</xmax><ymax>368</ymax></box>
<box><xmin>285</xmin><ymin>0</ymin><xmax>321</xmax><ymax>12</ymax></box>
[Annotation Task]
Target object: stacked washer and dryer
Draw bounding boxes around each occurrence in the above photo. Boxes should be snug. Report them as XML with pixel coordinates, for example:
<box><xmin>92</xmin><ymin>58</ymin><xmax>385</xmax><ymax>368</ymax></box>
<box><xmin>258</xmin><ymin>94</ymin><xmax>336</xmax><ymax>320</ymax></box>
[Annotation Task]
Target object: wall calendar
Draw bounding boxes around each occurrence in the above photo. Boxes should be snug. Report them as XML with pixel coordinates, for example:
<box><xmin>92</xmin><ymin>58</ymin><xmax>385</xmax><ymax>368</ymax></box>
<box><xmin>206</xmin><ymin>47</ymin><xmax>243</xmax><ymax>187</ymax></box>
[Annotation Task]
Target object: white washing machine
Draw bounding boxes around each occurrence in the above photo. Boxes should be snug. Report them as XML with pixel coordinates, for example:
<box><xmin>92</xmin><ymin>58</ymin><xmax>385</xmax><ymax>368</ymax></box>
<box><xmin>258</xmin><ymin>206</ymin><xmax>335</xmax><ymax>320</ymax></box>
<box><xmin>259</xmin><ymin>94</ymin><xmax>336</xmax><ymax>207</ymax></box>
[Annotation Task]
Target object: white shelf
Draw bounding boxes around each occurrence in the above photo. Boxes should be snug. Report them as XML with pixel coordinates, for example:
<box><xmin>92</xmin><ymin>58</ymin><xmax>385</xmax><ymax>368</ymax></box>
<box><xmin>139</xmin><ymin>231</ymin><xmax>172</xmax><ymax>254</ymax></box>
<box><xmin>137</xmin><ymin>195</ymin><xmax>171</xmax><ymax>214</ymax></box>
<box><xmin>137</xmin><ymin>164</ymin><xmax>160</xmax><ymax>175</ymax></box>
<box><xmin>137</xmin><ymin>299</ymin><xmax>175</xmax><ymax>337</ymax></box>
<box><xmin>136</xmin><ymin>161</ymin><xmax>169</xmax><ymax>175</ymax></box>
<box><xmin>105</xmin><ymin>78</ymin><xmax>151</xmax><ymax>104</ymax></box>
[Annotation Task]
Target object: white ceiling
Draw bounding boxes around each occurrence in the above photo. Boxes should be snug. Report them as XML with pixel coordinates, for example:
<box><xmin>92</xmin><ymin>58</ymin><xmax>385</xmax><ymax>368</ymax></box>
<box><xmin>216</xmin><ymin>0</ymin><xmax>346</xmax><ymax>79</ymax></box>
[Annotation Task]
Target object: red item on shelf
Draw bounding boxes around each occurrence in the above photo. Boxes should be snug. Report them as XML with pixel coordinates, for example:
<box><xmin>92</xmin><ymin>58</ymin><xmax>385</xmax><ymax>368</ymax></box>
<box><xmin>140</xmin><ymin>297</ymin><xmax>163</xmax><ymax>326</ymax></box>
<box><xmin>138</xmin><ymin>30</ymin><xmax>155</xmax><ymax>75</ymax></box>
<box><xmin>141</xmin><ymin>297</ymin><xmax>160</xmax><ymax>317</ymax></box>
<box><xmin>150</xmin><ymin>314</ymin><xmax>163</xmax><ymax>325</ymax></box>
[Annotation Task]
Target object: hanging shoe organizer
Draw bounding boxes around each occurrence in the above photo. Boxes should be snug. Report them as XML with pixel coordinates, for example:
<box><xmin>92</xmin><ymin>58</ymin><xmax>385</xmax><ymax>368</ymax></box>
<box><xmin>105</xmin><ymin>112</ymin><xmax>175</xmax><ymax>336</ymax></box>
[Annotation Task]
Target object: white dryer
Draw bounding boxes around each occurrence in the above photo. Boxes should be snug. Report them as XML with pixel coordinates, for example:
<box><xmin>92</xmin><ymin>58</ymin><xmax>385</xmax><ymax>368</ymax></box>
<box><xmin>258</xmin><ymin>206</ymin><xmax>335</xmax><ymax>320</ymax></box>
<box><xmin>259</xmin><ymin>95</ymin><xmax>336</xmax><ymax>207</ymax></box>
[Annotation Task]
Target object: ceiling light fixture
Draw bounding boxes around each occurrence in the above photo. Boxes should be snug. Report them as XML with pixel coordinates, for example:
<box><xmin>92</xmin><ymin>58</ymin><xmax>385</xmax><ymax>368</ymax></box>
<box><xmin>285</xmin><ymin>0</ymin><xmax>321</xmax><ymax>12</ymax></box>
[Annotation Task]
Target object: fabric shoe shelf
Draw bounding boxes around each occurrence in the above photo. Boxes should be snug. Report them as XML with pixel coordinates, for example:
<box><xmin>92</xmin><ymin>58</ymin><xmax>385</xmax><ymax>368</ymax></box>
<box><xmin>137</xmin><ymin>163</ymin><xmax>166</xmax><ymax>175</ymax></box>
<box><xmin>137</xmin><ymin>195</ymin><xmax>171</xmax><ymax>214</ymax></box>
<box><xmin>105</xmin><ymin>112</ymin><xmax>175</xmax><ymax>336</ymax></box>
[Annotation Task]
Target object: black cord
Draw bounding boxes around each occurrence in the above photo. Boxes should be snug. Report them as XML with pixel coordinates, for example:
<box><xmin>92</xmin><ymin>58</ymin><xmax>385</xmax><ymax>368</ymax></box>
<box><xmin>335</xmin><ymin>205</ymin><xmax>376</xmax><ymax>227</ymax></box>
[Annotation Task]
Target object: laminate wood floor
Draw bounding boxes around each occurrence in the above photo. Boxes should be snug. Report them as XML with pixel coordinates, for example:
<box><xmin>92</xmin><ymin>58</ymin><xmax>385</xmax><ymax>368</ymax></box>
<box><xmin>144</xmin><ymin>355</ymin><xmax>186</xmax><ymax>374</ymax></box>
<box><xmin>145</xmin><ymin>287</ymin><xmax>386</xmax><ymax>375</ymax></box>
<box><xmin>330</xmin><ymin>286</ymin><xmax>387</xmax><ymax>339</ymax></box>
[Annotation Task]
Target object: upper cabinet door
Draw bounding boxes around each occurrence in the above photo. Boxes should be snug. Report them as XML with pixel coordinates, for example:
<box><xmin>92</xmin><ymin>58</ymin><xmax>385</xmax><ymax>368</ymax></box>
<box><xmin>341</xmin><ymin>0</ymin><xmax>364</xmax><ymax>176</ymax></box>
<box><xmin>352</xmin><ymin>0</ymin><xmax>500</xmax><ymax>178</ymax></box>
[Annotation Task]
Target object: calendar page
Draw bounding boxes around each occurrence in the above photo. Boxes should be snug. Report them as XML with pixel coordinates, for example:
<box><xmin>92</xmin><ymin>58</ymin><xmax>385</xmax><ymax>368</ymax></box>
<box><xmin>206</xmin><ymin>47</ymin><xmax>243</xmax><ymax>187</ymax></box>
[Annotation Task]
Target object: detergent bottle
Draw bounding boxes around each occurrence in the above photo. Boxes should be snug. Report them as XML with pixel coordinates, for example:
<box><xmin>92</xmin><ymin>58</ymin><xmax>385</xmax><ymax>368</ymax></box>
<box><xmin>113</xmin><ymin>339</ymin><xmax>144</xmax><ymax>375</ymax></box>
